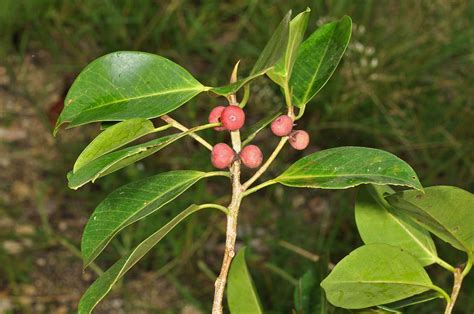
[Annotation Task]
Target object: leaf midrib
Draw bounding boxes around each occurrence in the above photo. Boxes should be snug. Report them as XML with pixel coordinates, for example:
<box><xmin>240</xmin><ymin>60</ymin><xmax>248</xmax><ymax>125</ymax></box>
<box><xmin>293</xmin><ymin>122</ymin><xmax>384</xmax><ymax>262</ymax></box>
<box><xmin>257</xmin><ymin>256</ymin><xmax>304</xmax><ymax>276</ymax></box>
<box><xmin>398</xmin><ymin>199</ymin><xmax>470</xmax><ymax>252</ymax></box>
<box><xmin>325</xmin><ymin>280</ymin><xmax>432</xmax><ymax>289</ymax></box>
<box><xmin>370</xmin><ymin>190</ymin><xmax>437</xmax><ymax>263</ymax></box>
<box><xmin>279</xmin><ymin>173</ymin><xmax>414</xmax><ymax>181</ymax></box>
<box><xmin>386</xmin><ymin>209</ymin><xmax>437</xmax><ymax>263</ymax></box>
<box><xmin>71</xmin><ymin>86</ymin><xmax>204</xmax><ymax>114</ymax></box>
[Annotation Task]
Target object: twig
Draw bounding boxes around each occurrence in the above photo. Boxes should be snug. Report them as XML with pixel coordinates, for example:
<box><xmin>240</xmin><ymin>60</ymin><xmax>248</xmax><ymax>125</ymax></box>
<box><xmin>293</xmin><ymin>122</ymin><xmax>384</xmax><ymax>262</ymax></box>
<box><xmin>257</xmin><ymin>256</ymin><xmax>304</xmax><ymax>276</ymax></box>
<box><xmin>161</xmin><ymin>115</ymin><xmax>214</xmax><ymax>150</ymax></box>
<box><xmin>444</xmin><ymin>255</ymin><xmax>472</xmax><ymax>313</ymax></box>
<box><xmin>211</xmin><ymin>130</ymin><xmax>243</xmax><ymax>314</ymax></box>
<box><xmin>444</xmin><ymin>268</ymin><xmax>463</xmax><ymax>314</ymax></box>
<box><xmin>211</xmin><ymin>64</ymin><xmax>244</xmax><ymax>314</ymax></box>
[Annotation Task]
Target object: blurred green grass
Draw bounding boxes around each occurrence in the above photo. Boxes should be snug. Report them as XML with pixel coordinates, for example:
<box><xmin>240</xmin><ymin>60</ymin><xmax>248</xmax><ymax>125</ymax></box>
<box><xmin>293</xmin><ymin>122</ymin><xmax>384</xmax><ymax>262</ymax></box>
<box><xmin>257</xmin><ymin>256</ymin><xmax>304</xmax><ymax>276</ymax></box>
<box><xmin>1</xmin><ymin>0</ymin><xmax>473</xmax><ymax>313</ymax></box>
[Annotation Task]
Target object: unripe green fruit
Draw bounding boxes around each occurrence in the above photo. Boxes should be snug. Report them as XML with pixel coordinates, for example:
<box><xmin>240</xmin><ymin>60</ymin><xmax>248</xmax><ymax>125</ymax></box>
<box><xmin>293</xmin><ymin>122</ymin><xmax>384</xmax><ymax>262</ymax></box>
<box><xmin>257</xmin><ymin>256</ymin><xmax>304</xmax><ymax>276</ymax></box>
<box><xmin>211</xmin><ymin>143</ymin><xmax>235</xmax><ymax>169</ymax></box>
<box><xmin>271</xmin><ymin>115</ymin><xmax>293</xmax><ymax>136</ymax></box>
<box><xmin>208</xmin><ymin>106</ymin><xmax>226</xmax><ymax>131</ymax></box>
<box><xmin>240</xmin><ymin>145</ymin><xmax>263</xmax><ymax>169</ymax></box>
<box><xmin>289</xmin><ymin>130</ymin><xmax>309</xmax><ymax>150</ymax></box>
<box><xmin>221</xmin><ymin>105</ymin><xmax>245</xmax><ymax>131</ymax></box>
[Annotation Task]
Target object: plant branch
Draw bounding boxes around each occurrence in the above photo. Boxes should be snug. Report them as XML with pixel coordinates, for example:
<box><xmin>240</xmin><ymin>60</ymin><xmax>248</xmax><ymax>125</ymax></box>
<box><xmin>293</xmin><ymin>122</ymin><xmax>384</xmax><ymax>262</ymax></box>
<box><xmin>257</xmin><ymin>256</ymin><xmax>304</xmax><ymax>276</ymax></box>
<box><xmin>212</xmin><ymin>131</ymin><xmax>243</xmax><ymax>313</ymax></box>
<box><xmin>242</xmin><ymin>137</ymin><xmax>288</xmax><ymax>190</ymax></box>
<box><xmin>444</xmin><ymin>267</ymin><xmax>463</xmax><ymax>314</ymax></box>
<box><xmin>161</xmin><ymin>115</ymin><xmax>214</xmax><ymax>150</ymax></box>
<box><xmin>212</xmin><ymin>68</ymin><xmax>244</xmax><ymax>314</ymax></box>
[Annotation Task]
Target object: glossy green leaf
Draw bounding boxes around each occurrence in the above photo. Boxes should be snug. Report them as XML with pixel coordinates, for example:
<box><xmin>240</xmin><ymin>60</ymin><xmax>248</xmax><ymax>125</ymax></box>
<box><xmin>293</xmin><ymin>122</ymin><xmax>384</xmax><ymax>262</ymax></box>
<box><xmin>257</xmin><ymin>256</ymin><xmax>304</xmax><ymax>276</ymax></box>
<box><xmin>78</xmin><ymin>203</ymin><xmax>216</xmax><ymax>314</ymax></box>
<box><xmin>294</xmin><ymin>270</ymin><xmax>315</xmax><ymax>314</ymax></box>
<box><xmin>68</xmin><ymin>134</ymin><xmax>175</xmax><ymax>189</ymax></box>
<box><xmin>355</xmin><ymin>185</ymin><xmax>437</xmax><ymax>266</ymax></box>
<box><xmin>386</xmin><ymin>186</ymin><xmax>474</xmax><ymax>254</ymax></box>
<box><xmin>73</xmin><ymin>118</ymin><xmax>155</xmax><ymax>172</ymax></box>
<box><xmin>275</xmin><ymin>147</ymin><xmax>422</xmax><ymax>190</ymax></box>
<box><xmin>290</xmin><ymin>16</ymin><xmax>352</xmax><ymax>108</ymax></box>
<box><xmin>268</xmin><ymin>8</ymin><xmax>311</xmax><ymax>87</ymax></box>
<box><xmin>227</xmin><ymin>247</ymin><xmax>263</xmax><ymax>314</ymax></box>
<box><xmin>55</xmin><ymin>51</ymin><xmax>207</xmax><ymax>132</ymax></box>
<box><xmin>81</xmin><ymin>171</ymin><xmax>222</xmax><ymax>267</ymax></box>
<box><xmin>241</xmin><ymin>108</ymin><xmax>284</xmax><ymax>146</ymax></box>
<box><xmin>210</xmin><ymin>11</ymin><xmax>291</xmax><ymax>96</ymax></box>
<box><xmin>250</xmin><ymin>10</ymin><xmax>291</xmax><ymax>76</ymax></box>
<box><xmin>378</xmin><ymin>290</ymin><xmax>442</xmax><ymax>311</ymax></box>
<box><xmin>321</xmin><ymin>244</ymin><xmax>438</xmax><ymax>309</ymax></box>
<box><xmin>67</xmin><ymin>124</ymin><xmax>212</xmax><ymax>189</ymax></box>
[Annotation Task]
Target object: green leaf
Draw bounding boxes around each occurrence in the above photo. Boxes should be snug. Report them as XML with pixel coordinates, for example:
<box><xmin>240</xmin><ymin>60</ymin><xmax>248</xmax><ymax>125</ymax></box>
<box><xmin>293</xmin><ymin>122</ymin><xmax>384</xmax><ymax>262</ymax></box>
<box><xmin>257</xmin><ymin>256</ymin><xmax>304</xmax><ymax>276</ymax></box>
<box><xmin>81</xmin><ymin>171</ymin><xmax>222</xmax><ymax>267</ymax></box>
<box><xmin>250</xmin><ymin>10</ymin><xmax>291</xmax><ymax>76</ymax></box>
<box><xmin>241</xmin><ymin>108</ymin><xmax>284</xmax><ymax>146</ymax></box>
<box><xmin>78</xmin><ymin>203</ymin><xmax>214</xmax><ymax>314</ymax></box>
<box><xmin>227</xmin><ymin>247</ymin><xmax>263</xmax><ymax>314</ymax></box>
<box><xmin>294</xmin><ymin>270</ymin><xmax>315</xmax><ymax>314</ymax></box>
<box><xmin>290</xmin><ymin>16</ymin><xmax>352</xmax><ymax>108</ymax></box>
<box><xmin>386</xmin><ymin>186</ymin><xmax>474</xmax><ymax>254</ymax></box>
<box><xmin>378</xmin><ymin>290</ymin><xmax>443</xmax><ymax>311</ymax></box>
<box><xmin>268</xmin><ymin>8</ymin><xmax>311</xmax><ymax>87</ymax></box>
<box><xmin>355</xmin><ymin>185</ymin><xmax>437</xmax><ymax>266</ymax></box>
<box><xmin>73</xmin><ymin>118</ymin><xmax>155</xmax><ymax>172</ymax></box>
<box><xmin>321</xmin><ymin>244</ymin><xmax>438</xmax><ymax>309</ymax></box>
<box><xmin>210</xmin><ymin>11</ymin><xmax>291</xmax><ymax>96</ymax></box>
<box><xmin>275</xmin><ymin>147</ymin><xmax>422</xmax><ymax>190</ymax></box>
<box><xmin>67</xmin><ymin>124</ymin><xmax>211</xmax><ymax>189</ymax></box>
<box><xmin>68</xmin><ymin>134</ymin><xmax>175</xmax><ymax>189</ymax></box>
<box><xmin>55</xmin><ymin>51</ymin><xmax>207</xmax><ymax>132</ymax></box>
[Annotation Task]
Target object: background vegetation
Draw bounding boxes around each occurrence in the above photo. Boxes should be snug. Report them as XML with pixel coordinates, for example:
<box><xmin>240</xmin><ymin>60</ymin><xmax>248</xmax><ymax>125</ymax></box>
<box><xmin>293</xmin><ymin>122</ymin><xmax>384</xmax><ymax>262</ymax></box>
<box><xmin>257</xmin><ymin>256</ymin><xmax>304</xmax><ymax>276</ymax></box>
<box><xmin>0</xmin><ymin>0</ymin><xmax>472</xmax><ymax>312</ymax></box>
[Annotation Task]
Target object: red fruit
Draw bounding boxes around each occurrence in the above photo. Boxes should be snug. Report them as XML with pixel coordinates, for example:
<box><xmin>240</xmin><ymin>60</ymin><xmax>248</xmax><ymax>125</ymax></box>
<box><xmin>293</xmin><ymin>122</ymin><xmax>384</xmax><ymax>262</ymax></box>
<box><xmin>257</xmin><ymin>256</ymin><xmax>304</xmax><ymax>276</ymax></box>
<box><xmin>271</xmin><ymin>115</ymin><xmax>293</xmax><ymax>136</ymax></box>
<box><xmin>289</xmin><ymin>130</ymin><xmax>310</xmax><ymax>150</ymax></box>
<box><xmin>208</xmin><ymin>106</ymin><xmax>226</xmax><ymax>131</ymax></box>
<box><xmin>240</xmin><ymin>145</ymin><xmax>263</xmax><ymax>169</ymax></box>
<box><xmin>221</xmin><ymin>105</ymin><xmax>245</xmax><ymax>131</ymax></box>
<box><xmin>211</xmin><ymin>143</ymin><xmax>235</xmax><ymax>169</ymax></box>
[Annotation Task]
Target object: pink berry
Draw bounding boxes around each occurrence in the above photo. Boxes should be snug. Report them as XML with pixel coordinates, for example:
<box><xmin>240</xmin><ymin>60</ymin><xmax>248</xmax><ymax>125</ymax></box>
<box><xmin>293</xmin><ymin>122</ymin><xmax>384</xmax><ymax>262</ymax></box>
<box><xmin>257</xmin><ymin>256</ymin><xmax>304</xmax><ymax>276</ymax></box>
<box><xmin>271</xmin><ymin>115</ymin><xmax>293</xmax><ymax>136</ymax></box>
<box><xmin>221</xmin><ymin>105</ymin><xmax>245</xmax><ymax>131</ymax></box>
<box><xmin>211</xmin><ymin>143</ymin><xmax>235</xmax><ymax>169</ymax></box>
<box><xmin>208</xmin><ymin>106</ymin><xmax>226</xmax><ymax>131</ymax></box>
<box><xmin>289</xmin><ymin>130</ymin><xmax>310</xmax><ymax>150</ymax></box>
<box><xmin>240</xmin><ymin>145</ymin><xmax>263</xmax><ymax>169</ymax></box>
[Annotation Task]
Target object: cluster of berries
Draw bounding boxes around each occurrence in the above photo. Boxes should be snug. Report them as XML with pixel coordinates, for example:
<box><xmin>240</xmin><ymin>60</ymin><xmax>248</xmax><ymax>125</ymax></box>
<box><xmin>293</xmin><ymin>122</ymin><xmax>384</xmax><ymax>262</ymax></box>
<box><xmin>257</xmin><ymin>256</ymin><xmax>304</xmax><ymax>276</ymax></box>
<box><xmin>208</xmin><ymin>104</ymin><xmax>309</xmax><ymax>169</ymax></box>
